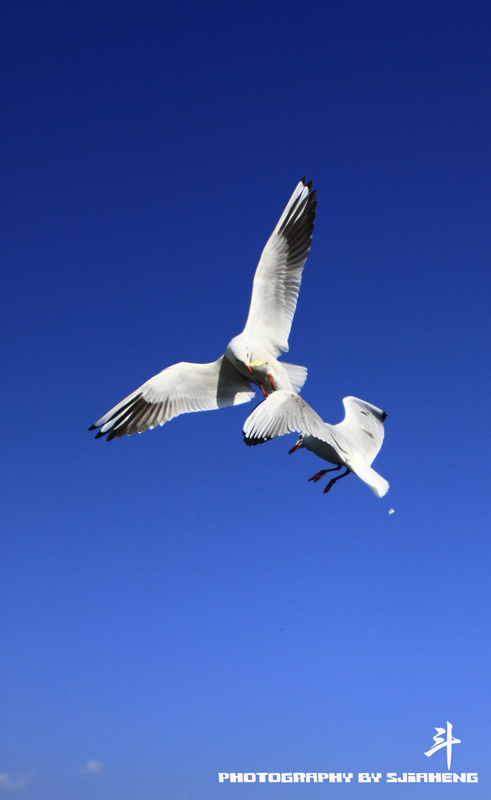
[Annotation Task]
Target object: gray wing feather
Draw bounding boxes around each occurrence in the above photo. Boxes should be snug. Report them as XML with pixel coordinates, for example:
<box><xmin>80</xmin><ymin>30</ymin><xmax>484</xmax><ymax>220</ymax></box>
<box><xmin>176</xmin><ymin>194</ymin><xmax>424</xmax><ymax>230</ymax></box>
<box><xmin>90</xmin><ymin>356</ymin><xmax>255</xmax><ymax>440</ymax></box>
<box><xmin>243</xmin><ymin>179</ymin><xmax>317</xmax><ymax>356</ymax></box>
<box><xmin>332</xmin><ymin>397</ymin><xmax>387</xmax><ymax>465</ymax></box>
<box><xmin>243</xmin><ymin>390</ymin><xmax>334</xmax><ymax>446</ymax></box>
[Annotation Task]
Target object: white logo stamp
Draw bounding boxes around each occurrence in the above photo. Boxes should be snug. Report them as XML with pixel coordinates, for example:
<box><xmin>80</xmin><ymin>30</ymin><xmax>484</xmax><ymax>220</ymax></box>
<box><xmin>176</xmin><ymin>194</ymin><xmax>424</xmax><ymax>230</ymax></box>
<box><xmin>424</xmin><ymin>721</ymin><xmax>461</xmax><ymax>769</ymax></box>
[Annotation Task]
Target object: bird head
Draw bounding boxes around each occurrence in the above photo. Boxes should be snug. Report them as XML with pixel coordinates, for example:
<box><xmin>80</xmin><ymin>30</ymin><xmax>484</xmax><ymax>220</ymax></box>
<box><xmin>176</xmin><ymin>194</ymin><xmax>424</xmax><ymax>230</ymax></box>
<box><xmin>289</xmin><ymin>434</ymin><xmax>304</xmax><ymax>454</ymax></box>
<box><xmin>225</xmin><ymin>336</ymin><xmax>251</xmax><ymax>370</ymax></box>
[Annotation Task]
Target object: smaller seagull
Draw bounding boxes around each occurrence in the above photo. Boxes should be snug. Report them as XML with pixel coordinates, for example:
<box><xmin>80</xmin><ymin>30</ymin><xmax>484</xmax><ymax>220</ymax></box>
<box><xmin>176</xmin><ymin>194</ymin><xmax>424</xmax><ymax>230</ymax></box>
<box><xmin>389</xmin><ymin>509</ymin><xmax>395</xmax><ymax>514</ymax></box>
<box><xmin>243</xmin><ymin>391</ymin><xmax>389</xmax><ymax>497</ymax></box>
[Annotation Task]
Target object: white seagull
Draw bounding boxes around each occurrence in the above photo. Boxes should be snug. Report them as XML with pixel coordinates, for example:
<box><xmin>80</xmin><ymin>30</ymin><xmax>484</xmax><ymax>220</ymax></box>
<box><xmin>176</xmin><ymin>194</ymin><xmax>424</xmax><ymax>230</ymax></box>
<box><xmin>243</xmin><ymin>391</ymin><xmax>389</xmax><ymax>497</ymax></box>
<box><xmin>90</xmin><ymin>179</ymin><xmax>317</xmax><ymax>440</ymax></box>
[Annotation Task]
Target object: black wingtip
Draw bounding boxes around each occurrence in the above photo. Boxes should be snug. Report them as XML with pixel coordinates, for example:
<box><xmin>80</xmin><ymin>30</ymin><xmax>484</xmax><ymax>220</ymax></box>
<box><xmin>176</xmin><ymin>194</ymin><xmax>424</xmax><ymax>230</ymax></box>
<box><xmin>243</xmin><ymin>435</ymin><xmax>270</xmax><ymax>446</ymax></box>
<box><xmin>381</xmin><ymin>412</ymin><xmax>388</xmax><ymax>422</ymax></box>
<box><xmin>300</xmin><ymin>175</ymin><xmax>306</xmax><ymax>184</ymax></box>
<box><xmin>94</xmin><ymin>429</ymin><xmax>106</xmax><ymax>439</ymax></box>
<box><xmin>88</xmin><ymin>424</ymin><xmax>97</xmax><ymax>431</ymax></box>
<box><xmin>306</xmin><ymin>179</ymin><xmax>313</xmax><ymax>191</ymax></box>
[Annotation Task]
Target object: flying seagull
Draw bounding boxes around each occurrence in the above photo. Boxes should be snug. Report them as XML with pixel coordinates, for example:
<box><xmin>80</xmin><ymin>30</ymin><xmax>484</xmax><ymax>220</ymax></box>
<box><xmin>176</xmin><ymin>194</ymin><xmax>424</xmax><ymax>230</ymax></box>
<box><xmin>90</xmin><ymin>179</ymin><xmax>317</xmax><ymax>440</ymax></box>
<box><xmin>243</xmin><ymin>391</ymin><xmax>389</xmax><ymax>497</ymax></box>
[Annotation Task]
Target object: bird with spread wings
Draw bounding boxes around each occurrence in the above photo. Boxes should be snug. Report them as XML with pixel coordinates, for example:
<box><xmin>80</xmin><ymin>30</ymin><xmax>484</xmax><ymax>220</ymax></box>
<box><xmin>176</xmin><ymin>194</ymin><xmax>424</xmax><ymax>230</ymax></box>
<box><xmin>90</xmin><ymin>178</ymin><xmax>316</xmax><ymax>441</ymax></box>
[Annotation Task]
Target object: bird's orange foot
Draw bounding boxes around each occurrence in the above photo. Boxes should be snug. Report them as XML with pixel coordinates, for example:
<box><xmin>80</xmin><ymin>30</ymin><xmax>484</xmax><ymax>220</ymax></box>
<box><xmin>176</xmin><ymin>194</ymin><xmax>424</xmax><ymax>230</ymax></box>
<box><xmin>261</xmin><ymin>384</ymin><xmax>268</xmax><ymax>398</ymax></box>
<box><xmin>309</xmin><ymin>465</ymin><xmax>341</xmax><ymax>482</ymax></box>
<box><xmin>308</xmin><ymin>470</ymin><xmax>328</xmax><ymax>482</ymax></box>
<box><xmin>269</xmin><ymin>373</ymin><xmax>275</xmax><ymax>391</ymax></box>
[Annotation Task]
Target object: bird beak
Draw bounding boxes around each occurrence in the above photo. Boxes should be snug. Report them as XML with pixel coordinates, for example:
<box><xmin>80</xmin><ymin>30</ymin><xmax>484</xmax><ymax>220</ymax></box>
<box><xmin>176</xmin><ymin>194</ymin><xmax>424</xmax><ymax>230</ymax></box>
<box><xmin>288</xmin><ymin>444</ymin><xmax>300</xmax><ymax>454</ymax></box>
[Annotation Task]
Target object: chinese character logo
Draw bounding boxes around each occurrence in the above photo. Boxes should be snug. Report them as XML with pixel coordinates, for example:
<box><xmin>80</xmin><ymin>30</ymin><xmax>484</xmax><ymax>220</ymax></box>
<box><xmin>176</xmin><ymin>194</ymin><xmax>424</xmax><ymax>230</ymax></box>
<box><xmin>424</xmin><ymin>722</ymin><xmax>461</xmax><ymax>769</ymax></box>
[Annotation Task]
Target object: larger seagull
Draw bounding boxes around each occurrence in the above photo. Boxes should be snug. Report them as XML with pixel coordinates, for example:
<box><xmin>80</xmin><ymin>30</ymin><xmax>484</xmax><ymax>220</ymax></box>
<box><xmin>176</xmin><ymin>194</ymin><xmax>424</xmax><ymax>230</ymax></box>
<box><xmin>90</xmin><ymin>179</ymin><xmax>317</xmax><ymax>440</ymax></box>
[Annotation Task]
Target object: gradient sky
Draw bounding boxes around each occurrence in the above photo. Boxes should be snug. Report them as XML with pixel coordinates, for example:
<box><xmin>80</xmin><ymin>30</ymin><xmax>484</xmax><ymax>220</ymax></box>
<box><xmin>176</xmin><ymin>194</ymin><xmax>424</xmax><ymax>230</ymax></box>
<box><xmin>2</xmin><ymin>1</ymin><xmax>491</xmax><ymax>798</ymax></box>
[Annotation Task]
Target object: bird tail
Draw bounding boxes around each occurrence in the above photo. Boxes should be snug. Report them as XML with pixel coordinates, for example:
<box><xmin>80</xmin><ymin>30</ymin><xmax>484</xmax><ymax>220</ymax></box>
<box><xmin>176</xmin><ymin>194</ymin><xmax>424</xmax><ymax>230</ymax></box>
<box><xmin>281</xmin><ymin>362</ymin><xmax>308</xmax><ymax>393</ymax></box>
<box><xmin>348</xmin><ymin>455</ymin><xmax>389</xmax><ymax>498</ymax></box>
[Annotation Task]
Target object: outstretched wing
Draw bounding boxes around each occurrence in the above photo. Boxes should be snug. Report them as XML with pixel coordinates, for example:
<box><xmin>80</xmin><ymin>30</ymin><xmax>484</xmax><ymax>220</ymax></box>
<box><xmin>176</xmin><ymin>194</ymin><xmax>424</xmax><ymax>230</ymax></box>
<box><xmin>332</xmin><ymin>396</ymin><xmax>387</xmax><ymax>466</ymax></box>
<box><xmin>243</xmin><ymin>390</ymin><xmax>336</xmax><ymax>446</ymax></box>
<box><xmin>90</xmin><ymin>356</ymin><xmax>255</xmax><ymax>440</ymax></box>
<box><xmin>243</xmin><ymin>178</ymin><xmax>317</xmax><ymax>356</ymax></box>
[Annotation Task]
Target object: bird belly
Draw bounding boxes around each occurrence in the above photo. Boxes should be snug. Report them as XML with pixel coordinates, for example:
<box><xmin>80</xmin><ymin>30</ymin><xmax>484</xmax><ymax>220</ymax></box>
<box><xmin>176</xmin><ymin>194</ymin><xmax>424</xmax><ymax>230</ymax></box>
<box><xmin>223</xmin><ymin>349</ymin><xmax>261</xmax><ymax>388</ymax></box>
<box><xmin>267</xmin><ymin>361</ymin><xmax>295</xmax><ymax>392</ymax></box>
<box><xmin>303</xmin><ymin>435</ymin><xmax>343</xmax><ymax>466</ymax></box>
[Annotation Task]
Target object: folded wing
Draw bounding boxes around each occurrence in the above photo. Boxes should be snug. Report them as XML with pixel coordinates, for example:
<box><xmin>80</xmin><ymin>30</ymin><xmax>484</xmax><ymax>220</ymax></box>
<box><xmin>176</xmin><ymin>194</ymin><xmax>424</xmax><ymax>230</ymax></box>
<box><xmin>90</xmin><ymin>357</ymin><xmax>255</xmax><ymax>440</ymax></box>
<box><xmin>243</xmin><ymin>178</ymin><xmax>317</xmax><ymax>356</ymax></box>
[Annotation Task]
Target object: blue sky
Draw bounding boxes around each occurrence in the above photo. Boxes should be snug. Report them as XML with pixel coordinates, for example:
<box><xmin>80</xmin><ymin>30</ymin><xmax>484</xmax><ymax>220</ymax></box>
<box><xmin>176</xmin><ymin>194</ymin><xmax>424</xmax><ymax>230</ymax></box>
<box><xmin>2</xmin><ymin>0</ymin><xmax>491</xmax><ymax>797</ymax></box>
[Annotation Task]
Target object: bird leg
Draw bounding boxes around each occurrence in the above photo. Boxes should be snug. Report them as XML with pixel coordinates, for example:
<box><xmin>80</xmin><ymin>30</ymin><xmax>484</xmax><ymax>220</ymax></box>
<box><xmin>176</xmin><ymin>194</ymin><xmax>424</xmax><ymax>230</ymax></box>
<box><xmin>260</xmin><ymin>384</ymin><xmax>268</xmax><ymax>398</ymax></box>
<box><xmin>323</xmin><ymin>468</ymin><xmax>351</xmax><ymax>494</ymax></box>
<box><xmin>308</xmin><ymin>465</ymin><xmax>342</xmax><ymax>483</ymax></box>
<box><xmin>269</xmin><ymin>374</ymin><xmax>276</xmax><ymax>391</ymax></box>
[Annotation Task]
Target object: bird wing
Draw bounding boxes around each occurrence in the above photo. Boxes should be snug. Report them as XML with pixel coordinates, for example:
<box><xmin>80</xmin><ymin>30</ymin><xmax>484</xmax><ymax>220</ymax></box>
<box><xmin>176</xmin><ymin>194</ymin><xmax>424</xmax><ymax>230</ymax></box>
<box><xmin>243</xmin><ymin>390</ymin><xmax>338</xmax><ymax>447</ymax></box>
<box><xmin>90</xmin><ymin>357</ymin><xmax>255</xmax><ymax>440</ymax></box>
<box><xmin>332</xmin><ymin>397</ymin><xmax>387</xmax><ymax>466</ymax></box>
<box><xmin>242</xmin><ymin>178</ymin><xmax>317</xmax><ymax>356</ymax></box>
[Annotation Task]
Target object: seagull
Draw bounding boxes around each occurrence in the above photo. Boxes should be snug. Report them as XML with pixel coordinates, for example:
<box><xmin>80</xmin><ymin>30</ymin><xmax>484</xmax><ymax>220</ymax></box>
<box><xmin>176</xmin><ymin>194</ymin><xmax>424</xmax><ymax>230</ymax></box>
<box><xmin>90</xmin><ymin>179</ymin><xmax>317</xmax><ymax>440</ymax></box>
<box><xmin>243</xmin><ymin>391</ymin><xmax>389</xmax><ymax>497</ymax></box>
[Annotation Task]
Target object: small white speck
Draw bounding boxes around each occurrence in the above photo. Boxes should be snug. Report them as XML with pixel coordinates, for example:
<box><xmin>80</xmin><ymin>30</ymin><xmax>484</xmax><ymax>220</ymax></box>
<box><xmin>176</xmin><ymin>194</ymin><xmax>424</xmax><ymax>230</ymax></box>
<box><xmin>389</xmin><ymin>509</ymin><xmax>395</xmax><ymax>515</ymax></box>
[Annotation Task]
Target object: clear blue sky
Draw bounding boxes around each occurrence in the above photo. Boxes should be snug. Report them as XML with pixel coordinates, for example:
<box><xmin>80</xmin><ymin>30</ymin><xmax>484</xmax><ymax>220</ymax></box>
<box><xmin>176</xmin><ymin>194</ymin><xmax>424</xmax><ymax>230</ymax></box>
<box><xmin>2</xmin><ymin>1</ymin><xmax>490</xmax><ymax>797</ymax></box>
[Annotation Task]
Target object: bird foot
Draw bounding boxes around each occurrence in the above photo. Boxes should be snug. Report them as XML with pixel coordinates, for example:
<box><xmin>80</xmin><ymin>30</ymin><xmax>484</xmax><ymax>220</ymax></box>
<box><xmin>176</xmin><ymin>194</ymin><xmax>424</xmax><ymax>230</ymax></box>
<box><xmin>308</xmin><ymin>470</ymin><xmax>329</xmax><ymax>482</ymax></box>
<box><xmin>308</xmin><ymin>465</ymin><xmax>342</xmax><ymax>483</ymax></box>
<box><xmin>260</xmin><ymin>384</ymin><xmax>268</xmax><ymax>398</ymax></box>
<box><xmin>323</xmin><ymin>468</ymin><xmax>351</xmax><ymax>495</ymax></box>
<box><xmin>269</xmin><ymin>373</ymin><xmax>276</xmax><ymax>391</ymax></box>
